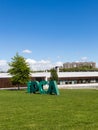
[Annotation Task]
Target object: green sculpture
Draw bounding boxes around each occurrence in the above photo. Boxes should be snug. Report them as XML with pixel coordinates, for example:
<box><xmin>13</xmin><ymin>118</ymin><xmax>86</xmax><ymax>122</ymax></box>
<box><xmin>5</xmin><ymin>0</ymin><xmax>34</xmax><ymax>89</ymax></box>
<box><xmin>47</xmin><ymin>80</ymin><xmax>60</xmax><ymax>95</ymax></box>
<box><xmin>27</xmin><ymin>80</ymin><xmax>60</xmax><ymax>95</ymax></box>
<box><xmin>39</xmin><ymin>80</ymin><xmax>48</xmax><ymax>94</ymax></box>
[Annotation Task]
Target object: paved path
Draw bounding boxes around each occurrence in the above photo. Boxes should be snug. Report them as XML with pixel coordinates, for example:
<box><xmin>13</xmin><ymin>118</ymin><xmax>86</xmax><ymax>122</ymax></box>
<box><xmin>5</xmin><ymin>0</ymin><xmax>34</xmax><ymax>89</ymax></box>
<box><xmin>58</xmin><ymin>83</ymin><xmax>98</xmax><ymax>89</ymax></box>
<box><xmin>0</xmin><ymin>87</ymin><xmax>27</xmax><ymax>90</ymax></box>
<box><xmin>1</xmin><ymin>83</ymin><xmax>98</xmax><ymax>90</ymax></box>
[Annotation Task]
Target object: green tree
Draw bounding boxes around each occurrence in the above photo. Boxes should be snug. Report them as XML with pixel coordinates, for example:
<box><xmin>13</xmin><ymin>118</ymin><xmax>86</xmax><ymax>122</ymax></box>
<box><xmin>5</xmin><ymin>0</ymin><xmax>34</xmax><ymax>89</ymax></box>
<box><xmin>8</xmin><ymin>53</ymin><xmax>31</xmax><ymax>90</ymax></box>
<box><xmin>50</xmin><ymin>68</ymin><xmax>58</xmax><ymax>83</ymax></box>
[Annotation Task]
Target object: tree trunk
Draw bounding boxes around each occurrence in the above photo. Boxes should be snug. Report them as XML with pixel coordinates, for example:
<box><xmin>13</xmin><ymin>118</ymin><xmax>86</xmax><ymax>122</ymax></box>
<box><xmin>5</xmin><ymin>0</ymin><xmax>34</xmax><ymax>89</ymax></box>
<box><xmin>18</xmin><ymin>84</ymin><xmax>20</xmax><ymax>90</ymax></box>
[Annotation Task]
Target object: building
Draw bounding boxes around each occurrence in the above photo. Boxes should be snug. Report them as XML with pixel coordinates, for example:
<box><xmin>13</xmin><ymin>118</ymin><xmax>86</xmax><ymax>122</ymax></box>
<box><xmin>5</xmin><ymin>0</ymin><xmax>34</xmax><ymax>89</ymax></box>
<box><xmin>63</xmin><ymin>62</ymin><xmax>96</xmax><ymax>68</ymax></box>
<box><xmin>1</xmin><ymin>72</ymin><xmax>98</xmax><ymax>88</ymax></box>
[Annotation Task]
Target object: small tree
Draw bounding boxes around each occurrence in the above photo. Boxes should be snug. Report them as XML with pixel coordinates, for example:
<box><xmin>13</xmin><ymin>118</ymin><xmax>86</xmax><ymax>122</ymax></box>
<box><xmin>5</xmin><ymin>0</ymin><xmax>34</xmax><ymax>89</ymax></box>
<box><xmin>50</xmin><ymin>68</ymin><xmax>58</xmax><ymax>83</ymax></box>
<box><xmin>8</xmin><ymin>53</ymin><xmax>31</xmax><ymax>90</ymax></box>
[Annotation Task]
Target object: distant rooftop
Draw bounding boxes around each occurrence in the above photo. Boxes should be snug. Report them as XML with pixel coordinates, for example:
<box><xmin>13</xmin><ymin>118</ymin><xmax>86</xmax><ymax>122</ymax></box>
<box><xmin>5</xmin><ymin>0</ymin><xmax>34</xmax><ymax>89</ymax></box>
<box><xmin>1</xmin><ymin>72</ymin><xmax>98</xmax><ymax>78</ymax></box>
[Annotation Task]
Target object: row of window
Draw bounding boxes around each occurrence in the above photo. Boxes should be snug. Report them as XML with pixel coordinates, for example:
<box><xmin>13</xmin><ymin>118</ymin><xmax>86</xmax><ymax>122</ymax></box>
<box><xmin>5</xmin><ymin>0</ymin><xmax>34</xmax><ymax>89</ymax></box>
<box><xmin>59</xmin><ymin>79</ymin><xmax>98</xmax><ymax>85</ymax></box>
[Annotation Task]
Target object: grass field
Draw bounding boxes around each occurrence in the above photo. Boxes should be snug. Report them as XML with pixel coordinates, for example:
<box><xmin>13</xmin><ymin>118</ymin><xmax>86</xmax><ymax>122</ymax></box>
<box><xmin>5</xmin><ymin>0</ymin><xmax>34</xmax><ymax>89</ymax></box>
<box><xmin>0</xmin><ymin>89</ymin><xmax>98</xmax><ymax>130</ymax></box>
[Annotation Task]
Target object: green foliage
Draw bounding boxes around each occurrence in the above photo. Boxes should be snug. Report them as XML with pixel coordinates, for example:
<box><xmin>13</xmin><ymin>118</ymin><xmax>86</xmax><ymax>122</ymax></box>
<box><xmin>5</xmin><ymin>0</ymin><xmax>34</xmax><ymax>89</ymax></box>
<box><xmin>60</xmin><ymin>65</ymin><xmax>98</xmax><ymax>72</ymax></box>
<box><xmin>0</xmin><ymin>89</ymin><xmax>98</xmax><ymax>130</ymax></box>
<box><xmin>50</xmin><ymin>68</ymin><xmax>58</xmax><ymax>82</ymax></box>
<box><xmin>8</xmin><ymin>53</ymin><xmax>31</xmax><ymax>89</ymax></box>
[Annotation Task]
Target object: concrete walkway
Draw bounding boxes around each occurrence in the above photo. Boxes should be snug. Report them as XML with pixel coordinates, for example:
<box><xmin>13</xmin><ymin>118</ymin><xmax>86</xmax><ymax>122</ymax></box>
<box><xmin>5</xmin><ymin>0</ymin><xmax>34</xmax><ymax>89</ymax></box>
<box><xmin>0</xmin><ymin>87</ymin><xmax>27</xmax><ymax>90</ymax></box>
<box><xmin>58</xmin><ymin>83</ymin><xmax>98</xmax><ymax>89</ymax></box>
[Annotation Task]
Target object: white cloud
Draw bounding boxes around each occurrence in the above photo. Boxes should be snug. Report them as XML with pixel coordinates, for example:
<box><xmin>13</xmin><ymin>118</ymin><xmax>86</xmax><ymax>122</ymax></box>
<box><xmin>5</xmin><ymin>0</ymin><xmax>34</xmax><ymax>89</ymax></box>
<box><xmin>26</xmin><ymin>59</ymin><xmax>64</xmax><ymax>71</ymax></box>
<box><xmin>0</xmin><ymin>59</ymin><xmax>53</xmax><ymax>72</ymax></box>
<box><xmin>80</xmin><ymin>57</ymin><xmax>88</xmax><ymax>62</ymax></box>
<box><xmin>0</xmin><ymin>60</ymin><xmax>7</xmax><ymax>65</ymax></box>
<box><xmin>0</xmin><ymin>58</ymin><xmax>63</xmax><ymax>72</ymax></box>
<box><xmin>55</xmin><ymin>61</ymin><xmax>63</xmax><ymax>66</ymax></box>
<box><xmin>38</xmin><ymin>60</ymin><xmax>50</xmax><ymax>64</ymax></box>
<box><xmin>0</xmin><ymin>60</ymin><xmax>9</xmax><ymax>72</ymax></box>
<box><xmin>26</xmin><ymin>59</ymin><xmax>54</xmax><ymax>71</ymax></box>
<box><xmin>22</xmin><ymin>49</ymin><xmax>32</xmax><ymax>54</ymax></box>
<box><xmin>26</xmin><ymin>59</ymin><xmax>36</xmax><ymax>64</ymax></box>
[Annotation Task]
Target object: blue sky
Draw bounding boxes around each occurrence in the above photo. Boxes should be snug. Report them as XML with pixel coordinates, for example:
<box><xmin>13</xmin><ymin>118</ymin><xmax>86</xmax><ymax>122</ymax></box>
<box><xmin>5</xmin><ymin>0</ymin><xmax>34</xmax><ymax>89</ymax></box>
<box><xmin>0</xmin><ymin>0</ymin><xmax>98</xmax><ymax>70</ymax></box>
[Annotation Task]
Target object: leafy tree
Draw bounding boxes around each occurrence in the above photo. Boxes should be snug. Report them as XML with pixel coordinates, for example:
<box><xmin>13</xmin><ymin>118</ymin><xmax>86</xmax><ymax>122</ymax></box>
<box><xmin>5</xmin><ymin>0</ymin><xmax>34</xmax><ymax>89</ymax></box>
<box><xmin>8</xmin><ymin>53</ymin><xmax>31</xmax><ymax>90</ymax></box>
<box><xmin>50</xmin><ymin>68</ymin><xmax>58</xmax><ymax>83</ymax></box>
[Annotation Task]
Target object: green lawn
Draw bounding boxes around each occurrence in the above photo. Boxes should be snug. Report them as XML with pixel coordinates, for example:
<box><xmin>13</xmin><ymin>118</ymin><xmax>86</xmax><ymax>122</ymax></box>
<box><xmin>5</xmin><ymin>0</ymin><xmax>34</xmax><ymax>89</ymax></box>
<box><xmin>0</xmin><ymin>89</ymin><xmax>98</xmax><ymax>130</ymax></box>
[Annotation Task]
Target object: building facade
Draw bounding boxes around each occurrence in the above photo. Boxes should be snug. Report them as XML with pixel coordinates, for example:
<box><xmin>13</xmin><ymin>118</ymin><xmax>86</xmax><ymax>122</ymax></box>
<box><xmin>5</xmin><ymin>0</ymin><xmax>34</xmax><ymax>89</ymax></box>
<box><xmin>63</xmin><ymin>62</ymin><xmax>96</xmax><ymax>68</ymax></box>
<box><xmin>1</xmin><ymin>72</ymin><xmax>98</xmax><ymax>88</ymax></box>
